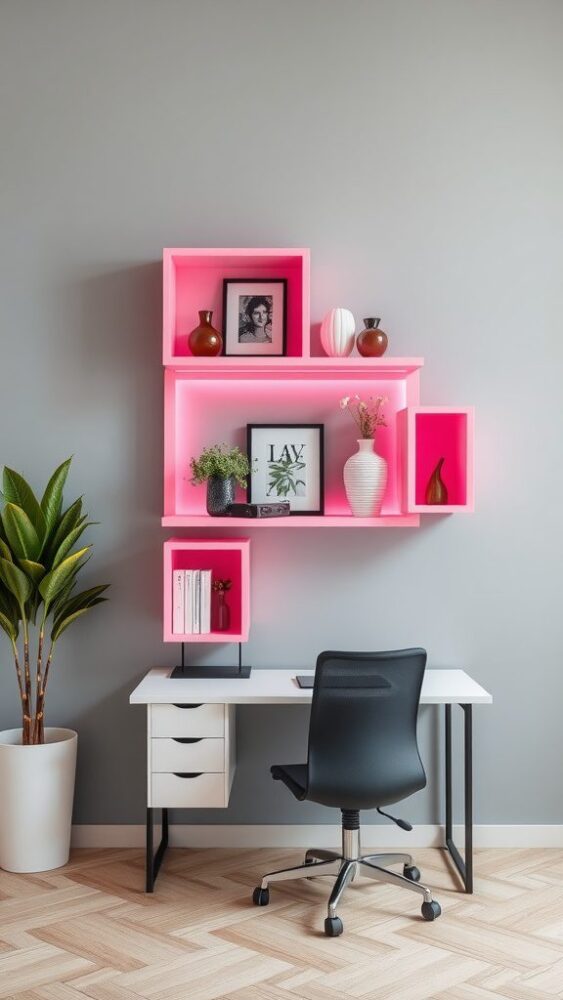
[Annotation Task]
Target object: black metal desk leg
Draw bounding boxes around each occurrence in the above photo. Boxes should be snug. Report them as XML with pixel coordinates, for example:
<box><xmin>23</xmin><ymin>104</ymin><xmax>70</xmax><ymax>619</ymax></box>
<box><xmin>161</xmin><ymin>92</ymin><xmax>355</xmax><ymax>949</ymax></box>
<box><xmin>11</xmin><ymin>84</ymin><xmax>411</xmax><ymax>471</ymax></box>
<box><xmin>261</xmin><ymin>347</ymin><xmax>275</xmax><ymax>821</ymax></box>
<box><xmin>444</xmin><ymin>703</ymin><xmax>473</xmax><ymax>893</ymax></box>
<box><xmin>146</xmin><ymin>807</ymin><xmax>169</xmax><ymax>892</ymax></box>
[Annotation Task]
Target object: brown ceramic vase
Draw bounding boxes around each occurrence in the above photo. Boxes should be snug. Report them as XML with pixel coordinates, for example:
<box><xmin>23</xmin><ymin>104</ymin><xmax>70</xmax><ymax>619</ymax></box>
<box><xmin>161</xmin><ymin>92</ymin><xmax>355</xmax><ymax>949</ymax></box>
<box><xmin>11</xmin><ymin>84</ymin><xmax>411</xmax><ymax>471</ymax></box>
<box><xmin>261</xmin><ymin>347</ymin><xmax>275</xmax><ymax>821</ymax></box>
<box><xmin>425</xmin><ymin>457</ymin><xmax>449</xmax><ymax>505</ymax></box>
<box><xmin>356</xmin><ymin>317</ymin><xmax>388</xmax><ymax>357</ymax></box>
<box><xmin>188</xmin><ymin>310</ymin><xmax>223</xmax><ymax>357</ymax></box>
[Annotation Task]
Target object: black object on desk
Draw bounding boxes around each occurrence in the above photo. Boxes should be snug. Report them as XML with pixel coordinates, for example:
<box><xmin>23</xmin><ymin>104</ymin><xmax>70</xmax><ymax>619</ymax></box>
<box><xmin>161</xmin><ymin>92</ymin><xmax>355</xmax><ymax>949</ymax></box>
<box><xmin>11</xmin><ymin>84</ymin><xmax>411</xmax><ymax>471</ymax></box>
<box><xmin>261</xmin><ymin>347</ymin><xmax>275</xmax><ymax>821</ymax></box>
<box><xmin>170</xmin><ymin>642</ymin><xmax>251</xmax><ymax>679</ymax></box>
<box><xmin>296</xmin><ymin>674</ymin><xmax>315</xmax><ymax>688</ymax></box>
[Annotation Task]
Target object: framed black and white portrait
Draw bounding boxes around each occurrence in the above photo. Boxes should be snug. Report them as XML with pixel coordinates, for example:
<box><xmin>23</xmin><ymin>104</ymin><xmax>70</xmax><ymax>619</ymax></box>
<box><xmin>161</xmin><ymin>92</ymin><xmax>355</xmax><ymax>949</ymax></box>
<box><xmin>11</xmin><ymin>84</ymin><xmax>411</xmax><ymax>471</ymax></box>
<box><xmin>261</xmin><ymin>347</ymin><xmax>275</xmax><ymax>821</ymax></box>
<box><xmin>247</xmin><ymin>424</ymin><xmax>324</xmax><ymax>514</ymax></box>
<box><xmin>222</xmin><ymin>279</ymin><xmax>287</xmax><ymax>356</ymax></box>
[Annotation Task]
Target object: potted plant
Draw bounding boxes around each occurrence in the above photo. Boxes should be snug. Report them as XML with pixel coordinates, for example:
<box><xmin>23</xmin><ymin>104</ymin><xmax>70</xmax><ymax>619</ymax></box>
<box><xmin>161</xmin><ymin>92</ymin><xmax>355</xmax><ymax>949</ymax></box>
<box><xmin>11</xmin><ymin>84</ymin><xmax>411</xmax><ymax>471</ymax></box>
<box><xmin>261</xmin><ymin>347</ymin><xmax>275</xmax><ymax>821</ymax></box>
<box><xmin>190</xmin><ymin>444</ymin><xmax>250</xmax><ymax>515</ymax></box>
<box><xmin>0</xmin><ymin>458</ymin><xmax>108</xmax><ymax>872</ymax></box>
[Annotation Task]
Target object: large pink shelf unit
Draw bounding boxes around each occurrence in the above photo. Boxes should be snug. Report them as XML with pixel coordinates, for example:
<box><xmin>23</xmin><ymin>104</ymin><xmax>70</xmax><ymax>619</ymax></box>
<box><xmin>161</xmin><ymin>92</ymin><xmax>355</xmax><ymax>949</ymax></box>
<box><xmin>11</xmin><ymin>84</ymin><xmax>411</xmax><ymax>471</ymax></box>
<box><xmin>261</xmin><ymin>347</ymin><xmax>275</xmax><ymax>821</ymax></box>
<box><xmin>161</xmin><ymin>247</ymin><xmax>474</xmax><ymax>531</ymax></box>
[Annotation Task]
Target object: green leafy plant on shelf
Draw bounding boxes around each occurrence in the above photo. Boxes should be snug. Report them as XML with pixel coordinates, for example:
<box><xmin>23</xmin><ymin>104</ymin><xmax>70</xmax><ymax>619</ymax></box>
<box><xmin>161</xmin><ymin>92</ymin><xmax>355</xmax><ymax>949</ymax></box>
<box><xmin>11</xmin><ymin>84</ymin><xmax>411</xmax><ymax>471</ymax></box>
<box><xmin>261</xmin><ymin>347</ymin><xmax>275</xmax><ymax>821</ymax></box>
<box><xmin>0</xmin><ymin>458</ymin><xmax>109</xmax><ymax>745</ymax></box>
<box><xmin>267</xmin><ymin>455</ymin><xmax>305</xmax><ymax>498</ymax></box>
<box><xmin>190</xmin><ymin>444</ymin><xmax>251</xmax><ymax>489</ymax></box>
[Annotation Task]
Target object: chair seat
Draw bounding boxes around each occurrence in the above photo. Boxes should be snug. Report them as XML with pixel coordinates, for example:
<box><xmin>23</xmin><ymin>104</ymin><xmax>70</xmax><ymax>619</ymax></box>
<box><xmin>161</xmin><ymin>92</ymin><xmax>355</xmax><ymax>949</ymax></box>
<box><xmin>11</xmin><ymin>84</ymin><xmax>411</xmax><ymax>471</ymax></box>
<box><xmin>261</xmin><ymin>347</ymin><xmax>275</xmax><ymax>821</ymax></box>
<box><xmin>271</xmin><ymin>763</ymin><xmax>308</xmax><ymax>800</ymax></box>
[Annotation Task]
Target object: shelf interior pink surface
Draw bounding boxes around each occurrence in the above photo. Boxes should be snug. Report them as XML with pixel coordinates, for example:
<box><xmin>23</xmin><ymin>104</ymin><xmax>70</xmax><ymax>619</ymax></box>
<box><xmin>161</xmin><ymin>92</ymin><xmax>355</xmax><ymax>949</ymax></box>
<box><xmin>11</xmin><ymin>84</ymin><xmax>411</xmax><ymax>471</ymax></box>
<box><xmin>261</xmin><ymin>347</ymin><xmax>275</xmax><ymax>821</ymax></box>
<box><xmin>167</xmin><ymin>546</ymin><xmax>243</xmax><ymax>639</ymax></box>
<box><xmin>166</xmin><ymin>253</ymin><xmax>305</xmax><ymax>360</ymax></box>
<box><xmin>415</xmin><ymin>412</ymin><xmax>468</xmax><ymax>506</ymax></box>
<box><xmin>166</xmin><ymin>372</ymin><xmax>410</xmax><ymax>518</ymax></box>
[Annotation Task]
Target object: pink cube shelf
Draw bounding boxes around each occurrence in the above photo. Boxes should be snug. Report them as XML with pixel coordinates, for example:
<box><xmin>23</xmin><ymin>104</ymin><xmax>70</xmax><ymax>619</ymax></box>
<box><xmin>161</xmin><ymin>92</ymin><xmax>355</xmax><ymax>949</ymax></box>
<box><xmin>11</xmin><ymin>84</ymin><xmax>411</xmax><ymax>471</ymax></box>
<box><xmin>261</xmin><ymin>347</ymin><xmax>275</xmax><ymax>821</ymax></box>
<box><xmin>163</xmin><ymin>361</ymin><xmax>423</xmax><ymax>528</ymax></box>
<box><xmin>163</xmin><ymin>248</ymin><xmax>310</xmax><ymax>365</ymax></box>
<box><xmin>163</xmin><ymin>537</ymin><xmax>250</xmax><ymax>643</ymax></box>
<box><xmin>406</xmin><ymin>407</ymin><xmax>475</xmax><ymax>513</ymax></box>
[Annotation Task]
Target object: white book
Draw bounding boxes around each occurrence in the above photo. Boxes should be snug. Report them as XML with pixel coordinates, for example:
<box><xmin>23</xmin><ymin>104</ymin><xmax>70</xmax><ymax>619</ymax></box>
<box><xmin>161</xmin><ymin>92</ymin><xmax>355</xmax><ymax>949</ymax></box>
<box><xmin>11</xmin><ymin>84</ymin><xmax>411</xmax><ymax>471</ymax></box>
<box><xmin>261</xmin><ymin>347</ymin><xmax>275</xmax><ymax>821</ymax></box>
<box><xmin>184</xmin><ymin>570</ymin><xmax>194</xmax><ymax>634</ymax></box>
<box><xmin>200</xmin><ymin>570</ymin><xmax>212</xmax><ymax>634</ymax></box>
<box><xmin>172</xmin><ymin>570</ymin><xmax>185</xmax><ymax>634</ymax></box>
<box><xmin>193</xmin><ymin>569</ymin><xmax>201</xmax><ymax>634</ymax></box>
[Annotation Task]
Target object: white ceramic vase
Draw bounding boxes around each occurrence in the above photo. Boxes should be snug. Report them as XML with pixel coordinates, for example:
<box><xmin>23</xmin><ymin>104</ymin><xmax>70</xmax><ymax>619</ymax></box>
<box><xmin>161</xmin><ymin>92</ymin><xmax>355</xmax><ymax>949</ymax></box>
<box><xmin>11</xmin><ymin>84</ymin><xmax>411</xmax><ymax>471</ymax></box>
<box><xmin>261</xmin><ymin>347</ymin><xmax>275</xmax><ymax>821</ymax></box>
<box><xmin>0</xmin><ymin>727</ymin><xmax>77</xmax><ymax>873</ymax></box>
<box><xmin>320</xmin><ymin>307</ymin><xmax>356</xmax><ymax>357</ymax></box>
<box><xmin>344</xmin><ymin>439</ymin><xmax>387</xmax><ymax>517</ymax></box>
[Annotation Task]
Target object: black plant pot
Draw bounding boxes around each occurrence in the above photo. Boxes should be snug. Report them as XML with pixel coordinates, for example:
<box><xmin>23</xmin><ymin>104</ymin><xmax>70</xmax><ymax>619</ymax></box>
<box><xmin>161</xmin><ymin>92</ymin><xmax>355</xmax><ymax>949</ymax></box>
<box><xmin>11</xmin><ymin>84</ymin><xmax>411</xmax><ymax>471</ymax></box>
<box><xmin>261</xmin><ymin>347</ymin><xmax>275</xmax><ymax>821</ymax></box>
<box><xmin>206</xmin><ymin>475</ymin><xmax>235</xmax><ymax>515</ymax></box>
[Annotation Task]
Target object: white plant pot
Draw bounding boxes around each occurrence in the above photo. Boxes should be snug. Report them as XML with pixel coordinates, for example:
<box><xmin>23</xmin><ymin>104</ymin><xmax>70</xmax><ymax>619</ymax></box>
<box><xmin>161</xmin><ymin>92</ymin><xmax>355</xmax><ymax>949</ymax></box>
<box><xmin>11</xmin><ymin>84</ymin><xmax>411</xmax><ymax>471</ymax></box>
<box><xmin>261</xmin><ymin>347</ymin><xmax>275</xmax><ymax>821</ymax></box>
<box><xmin>0</xmin><ymin>727</ymin><xmax>77</xmax><ymax>873</ymax></box>
<box><xmin>344</xmin><ymin>439</ymin><xmax>388</xmax><ymax>517</ymax></box>
<box><xmin>320</xmin><ymin>307</ymin><xmax>356</xmax><ymax>357</ymax></box>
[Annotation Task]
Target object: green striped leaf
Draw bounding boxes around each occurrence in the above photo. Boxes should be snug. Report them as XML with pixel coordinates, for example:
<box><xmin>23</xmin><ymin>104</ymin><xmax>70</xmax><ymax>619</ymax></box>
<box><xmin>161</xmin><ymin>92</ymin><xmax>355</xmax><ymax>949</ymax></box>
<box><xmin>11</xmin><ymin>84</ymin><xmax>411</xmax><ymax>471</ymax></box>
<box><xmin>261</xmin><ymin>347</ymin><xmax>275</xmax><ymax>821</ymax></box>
<box><xmin>0</xmin><ymin>610</ymin><xmax>17</xmax><ymax>641</ymax></box>
<box><xmin>39</xmin><ymin>546</ymin><xmax>90</xmax><ymax>610</ymax></box>
<box><xmin>51</xmin><ymin>607</ymin><xmax>91</xmax><ymax>641</ymax></box>
<box><xmin>52</xmin><ymin>522</ymin><xmax>93</xmax><ymax>569</ymax></box>
<box><xmin>2</xmin><ymin>468</ymin><xmax>46</xmax><ymax>540</ymax></box>
<box><xmin>18</xmin><ymin>559</ymin><xmax>46</xmax><ymax>586</ymax></box>
<box><xmin>53</xmin><ymin>587</ymin><xmax>109</xmax><ymax>628</ymax></box>
<box><xmin>40</xmin><ymin>458</ymin><xmax>72</xmax><ymax>537</ymax></box>
<box><xmin>1</xmin><ymin>504</ymin><xmax>40</xmax><ymax>561</ymax></box>
<box><xmin>46</xmin><ymin>497</ymin><xmax>83</xmax><ymax>562</ymax></box>
<box><xmin>0</xmin><ymin>538</ymin><xmax>12</xmax><ymax>562</ymax></box>
<box><xmin>0</xmin><ymin>557</ymin><xmax>32</xmax><ymax>608</ymax></box>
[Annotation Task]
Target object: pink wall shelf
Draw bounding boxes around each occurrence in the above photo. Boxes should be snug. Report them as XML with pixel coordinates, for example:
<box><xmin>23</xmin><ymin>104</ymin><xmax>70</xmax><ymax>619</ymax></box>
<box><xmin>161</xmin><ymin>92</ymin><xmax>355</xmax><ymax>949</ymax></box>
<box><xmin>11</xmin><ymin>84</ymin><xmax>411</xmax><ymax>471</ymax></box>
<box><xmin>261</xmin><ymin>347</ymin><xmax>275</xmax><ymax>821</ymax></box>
<box><xmin>160</xmin><ymin>246</ymin><xmax>474</xmax><ymax>530</ymax></box>
<box><xmin>405</xmin><ymin>407</ymin><xmax>475</xmax><ymax>513</ymax></box>
<box><xmin>163</xmin><ymin>537</ymin><xmax>250</xmax><ymax>643</ymax></box>
<box><xmin>163</xmin><ymin>248</ymin><xmax>310</xmax><ymax>365</ymax></box>
<box><xmin>163</xmin><ymin>361</ymin><xmax>422</xmax><ymax>528</ymax></box>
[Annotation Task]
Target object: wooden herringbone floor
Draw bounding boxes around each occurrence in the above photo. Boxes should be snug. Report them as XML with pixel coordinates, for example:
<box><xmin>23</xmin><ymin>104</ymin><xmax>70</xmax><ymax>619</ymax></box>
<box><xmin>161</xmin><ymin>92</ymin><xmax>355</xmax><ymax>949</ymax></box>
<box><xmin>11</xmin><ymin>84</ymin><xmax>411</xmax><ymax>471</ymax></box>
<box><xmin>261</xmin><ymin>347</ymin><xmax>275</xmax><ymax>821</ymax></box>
<box><xmin>1</xmin><ymin>848</ymin><xmax>563</xmax><ymax>999</ymax></box>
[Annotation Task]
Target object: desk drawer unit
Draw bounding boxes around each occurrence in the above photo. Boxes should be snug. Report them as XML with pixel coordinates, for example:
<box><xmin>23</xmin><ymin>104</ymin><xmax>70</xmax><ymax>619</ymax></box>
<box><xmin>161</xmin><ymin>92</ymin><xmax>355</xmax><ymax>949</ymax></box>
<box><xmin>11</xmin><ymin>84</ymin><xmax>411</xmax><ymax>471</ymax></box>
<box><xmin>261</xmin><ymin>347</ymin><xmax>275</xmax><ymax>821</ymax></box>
<box><xmin>151</xmin><ymin>737</ymin><xmax>225</xmax><ymax>773</ymax></box>
<box><xmin>147</xmin><ymin>703</ymin><xmax>236</xmax><ymax>809</ymax></box>
<box><xmin>151</xmin><ymin>703</ymin><xmax>225</xmax><ymax>738</ymax></box>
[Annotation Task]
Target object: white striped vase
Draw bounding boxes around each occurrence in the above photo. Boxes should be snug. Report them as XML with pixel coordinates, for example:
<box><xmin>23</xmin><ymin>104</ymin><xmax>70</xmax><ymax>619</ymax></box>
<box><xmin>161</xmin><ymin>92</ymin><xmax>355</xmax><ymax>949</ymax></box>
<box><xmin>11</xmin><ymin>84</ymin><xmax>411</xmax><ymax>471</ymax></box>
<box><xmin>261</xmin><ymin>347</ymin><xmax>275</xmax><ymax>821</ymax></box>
<box><xmin>344</xmin><ymin>439</ymin><xmax>387</xmax><ymax>517</ymax></box>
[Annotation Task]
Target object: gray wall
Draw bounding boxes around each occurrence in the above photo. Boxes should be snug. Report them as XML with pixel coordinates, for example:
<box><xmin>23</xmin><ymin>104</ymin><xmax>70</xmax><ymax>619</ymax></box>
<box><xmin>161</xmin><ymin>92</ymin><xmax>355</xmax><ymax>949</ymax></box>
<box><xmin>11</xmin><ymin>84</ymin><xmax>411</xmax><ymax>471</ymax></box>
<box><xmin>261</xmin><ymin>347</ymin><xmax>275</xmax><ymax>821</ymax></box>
<box><xmin>1</xmin><ymin>0</ymin><xmax>562</xmax><ymax>827</ymax></box>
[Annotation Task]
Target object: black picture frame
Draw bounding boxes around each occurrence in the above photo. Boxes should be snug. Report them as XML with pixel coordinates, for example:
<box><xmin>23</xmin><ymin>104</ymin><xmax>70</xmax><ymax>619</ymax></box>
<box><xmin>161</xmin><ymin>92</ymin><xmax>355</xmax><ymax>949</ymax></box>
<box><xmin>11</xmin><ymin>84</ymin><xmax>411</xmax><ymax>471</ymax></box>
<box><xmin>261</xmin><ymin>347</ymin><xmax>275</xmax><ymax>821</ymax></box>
<box><xmin>222</xmin><ymin>278</ymin><xmax>287</xmax><ymax>357</ymax></box>
<box><xmin>246</xmin><ymin>423</ymin><xmax>324</xmax><ymax>515</ymax></box>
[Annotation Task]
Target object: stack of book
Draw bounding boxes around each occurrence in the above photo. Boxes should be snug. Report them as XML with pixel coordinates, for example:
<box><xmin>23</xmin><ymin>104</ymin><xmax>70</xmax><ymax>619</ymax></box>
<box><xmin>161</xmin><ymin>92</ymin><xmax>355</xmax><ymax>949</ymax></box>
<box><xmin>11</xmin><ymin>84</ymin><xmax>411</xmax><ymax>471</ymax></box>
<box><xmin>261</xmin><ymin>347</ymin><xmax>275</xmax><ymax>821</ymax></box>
<box><xmin>172</xmin><ymin>569</ymin><xmax>212</xmax><ymax>635</ymax></box>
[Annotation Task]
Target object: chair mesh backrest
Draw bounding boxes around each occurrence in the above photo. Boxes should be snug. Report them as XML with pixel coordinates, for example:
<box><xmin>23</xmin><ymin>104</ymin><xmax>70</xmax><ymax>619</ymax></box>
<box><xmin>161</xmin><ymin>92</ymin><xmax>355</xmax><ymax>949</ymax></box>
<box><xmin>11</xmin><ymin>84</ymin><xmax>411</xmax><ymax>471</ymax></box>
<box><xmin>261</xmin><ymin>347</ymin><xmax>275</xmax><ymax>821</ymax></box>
<box><xmin>306</xmin><ymin>649</ymin><xmax>427</xmax><ymax>809</ymax></box>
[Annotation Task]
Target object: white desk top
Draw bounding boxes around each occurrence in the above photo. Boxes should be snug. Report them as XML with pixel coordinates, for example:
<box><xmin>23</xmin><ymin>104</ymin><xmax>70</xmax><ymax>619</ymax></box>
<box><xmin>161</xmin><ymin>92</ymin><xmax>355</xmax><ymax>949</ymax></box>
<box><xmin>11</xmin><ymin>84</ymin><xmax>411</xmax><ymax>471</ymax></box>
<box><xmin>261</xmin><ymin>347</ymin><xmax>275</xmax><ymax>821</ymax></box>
<box><xmin>130</xmin><ymin>667</ymin><xmax>492</xmax><ymax>706</ymax></box>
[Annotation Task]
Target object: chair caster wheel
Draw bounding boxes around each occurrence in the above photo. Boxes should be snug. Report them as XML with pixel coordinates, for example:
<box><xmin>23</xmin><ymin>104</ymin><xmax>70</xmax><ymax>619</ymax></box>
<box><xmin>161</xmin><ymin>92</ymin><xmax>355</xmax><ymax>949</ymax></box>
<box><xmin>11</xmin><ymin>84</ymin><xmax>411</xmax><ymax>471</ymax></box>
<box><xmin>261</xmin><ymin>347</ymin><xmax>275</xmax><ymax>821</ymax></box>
<box><xmin>421</xmin><ymin>900</ymin><xmax>441</xmax><ymax>921</ymax></box>
<box><xmin>253</xmin><ymin>887</ymin><xmax>269</xmax><ymax>906</ymax></box>
<box><xmin>403</xmin><ymin>865</ymin><xmax>421</xmax><ymax>882</ymax></box>
<box><xmin>324</xmin><ymin>916</ymin><xmax>343</xmax><ymax>937</ymax></box>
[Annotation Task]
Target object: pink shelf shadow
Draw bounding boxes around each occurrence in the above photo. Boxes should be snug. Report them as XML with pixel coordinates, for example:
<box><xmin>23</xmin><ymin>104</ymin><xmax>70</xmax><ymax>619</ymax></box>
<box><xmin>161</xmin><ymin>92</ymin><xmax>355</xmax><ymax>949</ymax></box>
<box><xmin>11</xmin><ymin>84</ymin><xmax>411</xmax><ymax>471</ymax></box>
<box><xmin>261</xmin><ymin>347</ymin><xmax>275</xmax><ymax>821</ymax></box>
<box><xmin>407</xmin><ymin>407</ymin><xmax>475</xmax><ymax>513</ymax></box>
<box><xmin>163</xmin><ymin>248</ymin><xmax>310</xmax><ymax>365</ymax></box>
<box><xmin>163</xmin><ymin>537</ymin><xmax>250</xmax><ymax>643</ymax></box>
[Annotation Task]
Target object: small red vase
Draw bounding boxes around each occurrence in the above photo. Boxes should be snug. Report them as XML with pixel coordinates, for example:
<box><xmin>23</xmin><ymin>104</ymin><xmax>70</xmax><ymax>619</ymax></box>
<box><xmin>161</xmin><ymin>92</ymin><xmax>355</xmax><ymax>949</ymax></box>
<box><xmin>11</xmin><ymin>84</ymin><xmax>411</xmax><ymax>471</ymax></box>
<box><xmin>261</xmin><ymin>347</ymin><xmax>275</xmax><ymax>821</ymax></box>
<box><xmin>356</xmin><ymin>317</ymin><xmax>388</xmax><ymax>357</ymax></box>
<box><xmin>188</xmin><ymin>310</ymin><xmax>223</xmax><ymax>357</ymax></box>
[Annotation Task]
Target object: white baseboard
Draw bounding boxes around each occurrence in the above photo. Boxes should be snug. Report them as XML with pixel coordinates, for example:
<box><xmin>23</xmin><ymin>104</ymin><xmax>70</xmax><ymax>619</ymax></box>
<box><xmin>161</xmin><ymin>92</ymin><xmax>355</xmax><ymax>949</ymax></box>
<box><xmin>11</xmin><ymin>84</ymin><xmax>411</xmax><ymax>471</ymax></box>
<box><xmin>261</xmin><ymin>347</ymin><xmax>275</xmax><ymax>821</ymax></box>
<box><xmin>71</xmin><ymin>824</ymin><xmax>563</xmax><ymax>849</ymax></box>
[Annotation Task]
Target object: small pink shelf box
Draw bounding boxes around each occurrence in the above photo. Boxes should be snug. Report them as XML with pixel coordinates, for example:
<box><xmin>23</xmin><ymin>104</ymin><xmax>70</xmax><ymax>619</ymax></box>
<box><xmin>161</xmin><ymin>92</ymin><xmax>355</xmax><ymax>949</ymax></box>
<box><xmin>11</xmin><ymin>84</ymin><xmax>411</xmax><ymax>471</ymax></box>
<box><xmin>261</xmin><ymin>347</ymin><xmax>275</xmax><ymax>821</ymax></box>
<box><xmin>163</xmin><ymin>360</ymin><xmax>423</xmax><ymax>528</ymax></box>
<box><xmin>163</xmin><ymin>537</ymin><xmax>250</xmax><ymax>643</ymax></box>
<box><xmin>405</xmin><ymin>407</ymin><xmax>475</xmax><ymax>513</ymax></box>
<box><xmin>163</xmin><ymin>248</ymin><xmax>310</xmax><ymax>365</ymax></box>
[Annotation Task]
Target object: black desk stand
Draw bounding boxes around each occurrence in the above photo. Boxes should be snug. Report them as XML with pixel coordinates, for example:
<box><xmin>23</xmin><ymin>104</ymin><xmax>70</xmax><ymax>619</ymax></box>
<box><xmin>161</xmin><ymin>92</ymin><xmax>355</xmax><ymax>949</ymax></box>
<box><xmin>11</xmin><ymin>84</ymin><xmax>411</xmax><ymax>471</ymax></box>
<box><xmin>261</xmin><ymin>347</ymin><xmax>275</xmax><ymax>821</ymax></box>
<box><xmin>444</xmin><ymin>703</ymin><xmax>473</xmax><ymax>893</ymax></box>
<box><xmin>170</xmin><ymin>642</ymin><xmax>251</xmax><ymax>679</ymax></box>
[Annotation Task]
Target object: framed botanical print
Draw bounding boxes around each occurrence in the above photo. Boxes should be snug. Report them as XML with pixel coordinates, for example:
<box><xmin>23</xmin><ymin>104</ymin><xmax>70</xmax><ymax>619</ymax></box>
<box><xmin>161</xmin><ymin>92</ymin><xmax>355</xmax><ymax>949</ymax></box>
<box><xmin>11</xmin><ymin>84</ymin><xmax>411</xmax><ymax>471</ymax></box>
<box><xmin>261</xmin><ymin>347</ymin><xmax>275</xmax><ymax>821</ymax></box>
<box><xmin>222</xmin><ymin>279</ymin><xmax>287</xmax><ymax>356</ymax></box>
<box><xmin>246</xmin><ymin>424</ymin><xmax>324</xmax><ymax>515</ymax></box>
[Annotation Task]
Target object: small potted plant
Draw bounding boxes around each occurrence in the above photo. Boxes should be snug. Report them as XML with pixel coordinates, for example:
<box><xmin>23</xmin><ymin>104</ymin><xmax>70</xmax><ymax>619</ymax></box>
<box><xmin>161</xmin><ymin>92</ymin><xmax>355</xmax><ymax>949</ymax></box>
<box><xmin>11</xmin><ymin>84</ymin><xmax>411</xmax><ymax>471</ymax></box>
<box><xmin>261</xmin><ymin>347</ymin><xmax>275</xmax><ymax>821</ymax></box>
<box><xmin>190</xmin><ymin>444</ymin><xmax>250</xmax><ymax>515</ymax></box>
<box><xmin>0</xmin><ymin>458</ymin><xmax>109</xmax><ymax>872</ymax></box>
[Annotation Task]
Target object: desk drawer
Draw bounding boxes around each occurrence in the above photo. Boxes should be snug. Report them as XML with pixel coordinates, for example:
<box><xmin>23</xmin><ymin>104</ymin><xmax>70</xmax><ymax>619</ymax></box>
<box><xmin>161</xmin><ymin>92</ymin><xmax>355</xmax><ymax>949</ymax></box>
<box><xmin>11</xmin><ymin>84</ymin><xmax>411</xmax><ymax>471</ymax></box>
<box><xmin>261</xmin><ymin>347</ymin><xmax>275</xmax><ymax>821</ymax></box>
<box><xmin>151</xmin><ymin>703</ymin><xmax>224</xmax><ymax>738</ymax></box>
<box><xmin>151</xmin><ymin>772</ymin><xmax>225</xmax><ymax>808</ymax></box>
<box><xmin>151</xmin><ymin>737</ymin><xmax>224</xmax><ymax>773</ymax></box>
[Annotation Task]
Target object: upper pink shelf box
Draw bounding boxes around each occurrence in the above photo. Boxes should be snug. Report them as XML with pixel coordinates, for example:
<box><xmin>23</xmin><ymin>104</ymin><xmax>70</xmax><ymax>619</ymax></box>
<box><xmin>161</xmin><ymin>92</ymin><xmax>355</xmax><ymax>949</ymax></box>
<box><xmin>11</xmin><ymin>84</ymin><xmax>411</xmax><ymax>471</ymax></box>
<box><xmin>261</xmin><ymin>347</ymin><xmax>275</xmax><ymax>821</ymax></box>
<box><xmin>163</xmin><ymin>248</ymin><xmax>310</xmax><ymax>366</ymax></box>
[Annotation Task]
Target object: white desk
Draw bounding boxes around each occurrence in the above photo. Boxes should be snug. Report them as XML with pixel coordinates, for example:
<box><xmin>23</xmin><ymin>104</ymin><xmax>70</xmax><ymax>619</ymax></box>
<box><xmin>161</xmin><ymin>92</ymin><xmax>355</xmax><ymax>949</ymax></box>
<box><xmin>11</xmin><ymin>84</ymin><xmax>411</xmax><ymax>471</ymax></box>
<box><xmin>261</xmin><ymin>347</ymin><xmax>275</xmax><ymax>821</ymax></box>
<box><xmin>130</xmin><ymin>667</ymin><xmax>492</xmax><ymax>894</ymax></box>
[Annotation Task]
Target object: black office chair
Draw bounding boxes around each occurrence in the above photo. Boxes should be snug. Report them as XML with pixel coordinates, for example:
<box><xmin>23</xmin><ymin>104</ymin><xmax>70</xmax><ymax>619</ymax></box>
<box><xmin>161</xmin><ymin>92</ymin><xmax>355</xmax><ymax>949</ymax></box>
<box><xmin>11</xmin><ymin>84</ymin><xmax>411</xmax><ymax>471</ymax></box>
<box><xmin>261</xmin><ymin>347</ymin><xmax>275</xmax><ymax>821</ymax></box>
<box><xmin>252</xmin><ymin>649</ymin><xmax>442</xmax><ymax>936</ymax></box>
